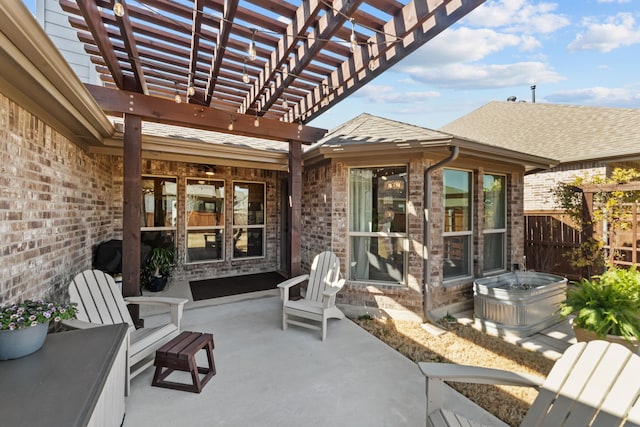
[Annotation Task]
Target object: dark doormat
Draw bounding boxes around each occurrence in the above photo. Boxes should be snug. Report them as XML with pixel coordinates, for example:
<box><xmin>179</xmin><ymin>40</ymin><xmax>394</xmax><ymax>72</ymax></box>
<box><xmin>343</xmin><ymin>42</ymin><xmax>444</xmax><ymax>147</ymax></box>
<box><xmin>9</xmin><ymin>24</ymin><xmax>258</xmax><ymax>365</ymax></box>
<box><xmin>189</xmin><ymin>271</ymin><xmax>285</xmax><ymax>301</ymax></box>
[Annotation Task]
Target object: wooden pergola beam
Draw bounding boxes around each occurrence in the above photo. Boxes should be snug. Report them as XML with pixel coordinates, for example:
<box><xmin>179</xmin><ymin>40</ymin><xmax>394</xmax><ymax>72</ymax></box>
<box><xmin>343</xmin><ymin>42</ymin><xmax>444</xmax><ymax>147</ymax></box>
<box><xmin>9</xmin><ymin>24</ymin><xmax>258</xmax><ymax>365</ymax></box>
<box><xmin>296</xmin><ymin>0</ymin><xmax>486</xmax><ymax>120</ymax></box>
<box><xmin>205</xmin><ymin>0</ymin><xmax>239</xmax><ymax>105</ymax></box>
<box><xmin>85</xmin><ymin>84</ymin><xmax>326</xmax><ymax>143</ymax></box>
<box><xmin>75</xmin><ymin>0</ymin><xmax>124</xmax><ymax>89</ymax></box>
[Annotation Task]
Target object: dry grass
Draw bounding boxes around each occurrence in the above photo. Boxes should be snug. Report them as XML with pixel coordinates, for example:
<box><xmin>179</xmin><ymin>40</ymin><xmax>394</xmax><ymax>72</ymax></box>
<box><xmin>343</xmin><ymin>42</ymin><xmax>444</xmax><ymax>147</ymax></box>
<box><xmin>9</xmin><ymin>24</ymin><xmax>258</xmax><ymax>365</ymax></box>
<box><xmin>353</xmin><ymin>316</ymin><xmax>555</xmax><ymax>427</ymax></box>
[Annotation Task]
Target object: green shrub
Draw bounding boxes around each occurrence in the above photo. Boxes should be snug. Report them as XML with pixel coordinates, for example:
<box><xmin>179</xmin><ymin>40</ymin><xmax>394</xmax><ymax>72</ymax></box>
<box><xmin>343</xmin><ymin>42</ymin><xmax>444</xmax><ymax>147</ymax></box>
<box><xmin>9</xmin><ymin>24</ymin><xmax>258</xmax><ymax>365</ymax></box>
<box><xmin>561</xmin><ymin>267</ymin><xmax>640</xmax><ymax>341</ymax></box>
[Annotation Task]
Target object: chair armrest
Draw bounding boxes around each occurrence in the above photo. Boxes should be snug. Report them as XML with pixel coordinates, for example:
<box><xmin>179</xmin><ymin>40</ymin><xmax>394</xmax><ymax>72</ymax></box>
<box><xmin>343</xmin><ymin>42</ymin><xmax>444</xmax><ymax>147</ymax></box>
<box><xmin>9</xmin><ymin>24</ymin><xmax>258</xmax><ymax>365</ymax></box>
<box><xmin>124</xmin><ymin>296</ymin><xmax>188</xmax><ymax>306</ymax></box>
<box><xmin>322</xmin><ymin>279</ymin><xmax>345</xmax><ymax>297</ymax></box>
<box><xmin>125</xmin><ymin>296</ymin><xmax>187</xmax><ymax>329</ymax></box>
<box><xmin>277</xmin><ymin>275</ymin><xmax>309</xmax><ymax>290</ymax></box>
<box><xmin>278</xmin><ymin>275</ymin><xmax>309</xmax><ymax>303</ymax></box>
<box><xmin>418</xmin><ymin>362</ymin><xmax>544</xmax><ymax>387</ymax></box>
<box><xmin>418</xmin><ymin>362</ymin><xmax>544</xmax><ymax>417</ymax></box>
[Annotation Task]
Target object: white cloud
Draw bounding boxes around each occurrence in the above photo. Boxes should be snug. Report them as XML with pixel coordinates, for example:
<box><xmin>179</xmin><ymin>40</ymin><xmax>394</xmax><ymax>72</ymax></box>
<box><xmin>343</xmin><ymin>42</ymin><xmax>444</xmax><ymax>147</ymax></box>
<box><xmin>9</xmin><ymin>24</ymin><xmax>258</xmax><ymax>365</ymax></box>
<box><xmin>597</xmin><ymin>0</ymin><xmax>631</xmax><ymax>3</ymax></box>
<box><xmin>466</xmin><ymin>0</ymin><xmax>570</xmax><ymax>34</ymax></box>
<box><xmin>568</xmin><ymin>13</ymin><xmax>640</xmax><ymax>52</ymax></box>
<box><xmin>545</xmin><ymin>86</ymin><xmax>640</xmax><ymax>105</ymax></box>
<box><xmin>400</xmin><ymin>61</ymin><xmax>564</xmax><ymax>89</ymax></box>
<box><xmin>352</xmin><ymin>85</ymin><xmax>440</xmax><ymax>104</ymax></box>
<box><xmin>400</xmin><ymin>27</ymin><xmax>525</xmax><ymax>67</ymax></box>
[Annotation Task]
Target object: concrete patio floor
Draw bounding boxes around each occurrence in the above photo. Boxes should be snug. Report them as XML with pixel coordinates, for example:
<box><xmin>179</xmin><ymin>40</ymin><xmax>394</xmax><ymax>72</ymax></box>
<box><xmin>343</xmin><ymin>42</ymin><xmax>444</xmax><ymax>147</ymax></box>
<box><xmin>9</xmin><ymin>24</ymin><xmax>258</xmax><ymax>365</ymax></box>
<box><xmin>128</xmin><ymin>287</ymin><xmax>509</xmax><ymax>427</ymax></box>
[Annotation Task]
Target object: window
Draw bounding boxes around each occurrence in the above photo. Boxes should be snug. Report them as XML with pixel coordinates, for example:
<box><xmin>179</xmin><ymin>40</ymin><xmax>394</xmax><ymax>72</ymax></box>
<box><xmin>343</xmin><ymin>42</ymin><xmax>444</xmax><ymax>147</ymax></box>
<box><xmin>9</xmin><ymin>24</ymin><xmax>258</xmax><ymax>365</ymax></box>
<box><xmin>483</xmin><ymin>174</ymin><xmax>506</xmax><ymax>272</ymax></box>
<box><xmin>186</xmin><ymin>178</ymin><xmax>224</xmax><ymax>262</ymax></box>
<box><xmin>232</xmin><ymin>182</ymin><xmax>265</xmax><ymax>258</ymax></box>
<box><xmin>443</xmin><ymin>169</ymin><xmax>472</xmax><ymax>280</ymax></box>
<box><xmin>349</xmin><ymin>166</ymin><xmax>407</xmax><ymax>284</ymax></box>
<box><xmin>141</xmin><ymin>176</ymin><xmax>177</xmax><ymax>250</ymax></box>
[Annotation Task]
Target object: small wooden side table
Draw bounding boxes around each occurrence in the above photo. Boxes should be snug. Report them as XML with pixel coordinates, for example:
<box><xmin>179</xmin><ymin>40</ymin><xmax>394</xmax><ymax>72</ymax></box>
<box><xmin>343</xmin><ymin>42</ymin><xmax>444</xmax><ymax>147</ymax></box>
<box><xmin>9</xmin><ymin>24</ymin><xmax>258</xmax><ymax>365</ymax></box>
<box><xmin>152</xmin><ymin>331</ymin><xmax>216</xmax><ymax>393</ymax></box>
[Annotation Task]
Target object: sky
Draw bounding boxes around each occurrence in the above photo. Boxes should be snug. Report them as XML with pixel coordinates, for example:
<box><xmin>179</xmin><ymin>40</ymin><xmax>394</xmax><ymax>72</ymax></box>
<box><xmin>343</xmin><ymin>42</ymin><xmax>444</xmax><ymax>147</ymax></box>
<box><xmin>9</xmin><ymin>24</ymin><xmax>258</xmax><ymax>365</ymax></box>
<box><xmin>311</xmin><ymin>0</ymin><xmax>640</xmax><ymax>131</ymax></box>
<box><xmin>22</xmin><ymin>0</ymin><xmax>640</xmax><ymax>132</ymax></box>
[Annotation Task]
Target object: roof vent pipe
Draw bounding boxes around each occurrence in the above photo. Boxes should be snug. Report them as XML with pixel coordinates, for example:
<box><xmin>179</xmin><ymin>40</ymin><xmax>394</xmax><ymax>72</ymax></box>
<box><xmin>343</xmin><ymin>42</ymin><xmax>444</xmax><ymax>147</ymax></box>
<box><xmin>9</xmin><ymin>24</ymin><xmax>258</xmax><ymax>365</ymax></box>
<box><xmin>423</xmin><ymin>145</ymin><xmax>459</xmax><ymax>323</ymax></box>
<box><xmin>531</xmin><ymin>85</ymin><xmax>536</xmax><ymax>103</ymax></box>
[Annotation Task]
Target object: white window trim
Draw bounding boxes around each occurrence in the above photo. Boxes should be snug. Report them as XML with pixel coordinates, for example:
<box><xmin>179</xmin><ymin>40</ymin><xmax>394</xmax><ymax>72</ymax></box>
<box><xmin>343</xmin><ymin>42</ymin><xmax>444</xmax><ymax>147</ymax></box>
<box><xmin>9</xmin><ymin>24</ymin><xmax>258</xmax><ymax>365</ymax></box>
<box><xmin>185</xmin><ymin>177</ymin><xmax>225</xmax><ymax>264</ymax></box>
<box><xmin>347</xmin><ymin>165</ymin><xmax>409</xmax><ymax>286</ymax></box>
<box><xmin>443</xmin><ymin>168</ymin><xmax>473</xmax><ymax>283</ymax></box>
<box><xmin>231</xmin><ymin>180</ymin><xmax>266</xmax><ymax>260</ymax></box>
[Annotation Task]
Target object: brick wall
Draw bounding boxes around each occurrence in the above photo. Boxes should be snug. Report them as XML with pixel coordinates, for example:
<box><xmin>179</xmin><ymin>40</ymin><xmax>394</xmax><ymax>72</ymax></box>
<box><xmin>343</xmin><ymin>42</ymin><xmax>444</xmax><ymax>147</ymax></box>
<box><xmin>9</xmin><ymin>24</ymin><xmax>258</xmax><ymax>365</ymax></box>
<box><xmin>524</xmin><ymin>163</ymin><xmax>607</xmax><ymax>211</ymax></box>
<box><xmin>311</xmin><ymin>158</ymin><xmax>526</xmax><ymax>318</ymax></box>
<box><xmin>301</xmin><ymin>163</ymin><xmax>333</xmax><ymax>270</ymax></box>
<box><xmin>0</xmin><ymin>93</ymin><xmax>117</xmax><ymax>304</ymax></box>
<box><xmin>310</xmin><ymin>159</ymin><xmax>425</xmax><ymax>316</ymax></box>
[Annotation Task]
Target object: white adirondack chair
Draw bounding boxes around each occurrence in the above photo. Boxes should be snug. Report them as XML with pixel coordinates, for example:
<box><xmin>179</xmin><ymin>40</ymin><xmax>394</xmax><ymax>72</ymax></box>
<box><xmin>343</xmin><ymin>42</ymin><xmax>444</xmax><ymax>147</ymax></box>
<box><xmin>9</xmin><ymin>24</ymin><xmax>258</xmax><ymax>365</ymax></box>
<box><xmin>278</xmin><ymin>251</ymin><xmax>345</xmax><ymax>341</ymax></box>
<box><xmin>66</xmin><ymin>269</ymin><xmax>188</xmax><ymax>395</ymax></box>
<box><xmin>419</xmin><ymin>340</ymin><xmax>640</xmax><ymax>427</ymax></box>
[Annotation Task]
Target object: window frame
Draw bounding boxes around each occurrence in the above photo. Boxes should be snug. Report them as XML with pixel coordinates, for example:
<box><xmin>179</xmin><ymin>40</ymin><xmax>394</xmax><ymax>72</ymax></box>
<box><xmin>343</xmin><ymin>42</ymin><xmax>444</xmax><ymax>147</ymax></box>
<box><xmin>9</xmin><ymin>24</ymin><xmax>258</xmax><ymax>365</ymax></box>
<box><xmin>442</xmin><ymin>168</ymin><xmax>473</xmax><ymax>282</ymax></box>
<box><xmin>482</xmin><ymin>173</ymin><xmax>507</xmax><ymax>273</ymax></box>
<box><xmin>347</xmin><ymin>165</ymin><xmax>408</xmax><ymax>286</ymax></box>
<box><xmin>140</xmin><ymin>175</ymin><xmax>178</xmax><ymax>252</ymax></box>
<box><xmin>185</xmin><ymin>177</ymin><xmax>225</xmax><ymax>264</ymax></box>
<box><xmin>231</xmin><ymin>180</ymin><xmax>266</xmax><ymax>259</ymax></box>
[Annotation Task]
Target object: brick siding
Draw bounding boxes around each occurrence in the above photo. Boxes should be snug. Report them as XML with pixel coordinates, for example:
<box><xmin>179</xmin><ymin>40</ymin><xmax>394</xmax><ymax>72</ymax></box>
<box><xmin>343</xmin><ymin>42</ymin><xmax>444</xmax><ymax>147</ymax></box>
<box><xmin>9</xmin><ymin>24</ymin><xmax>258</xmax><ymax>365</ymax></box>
<box><xmin>0</xmin><ymin>93</ymin><xmax>116</xmax><ymax>304</ymax></box>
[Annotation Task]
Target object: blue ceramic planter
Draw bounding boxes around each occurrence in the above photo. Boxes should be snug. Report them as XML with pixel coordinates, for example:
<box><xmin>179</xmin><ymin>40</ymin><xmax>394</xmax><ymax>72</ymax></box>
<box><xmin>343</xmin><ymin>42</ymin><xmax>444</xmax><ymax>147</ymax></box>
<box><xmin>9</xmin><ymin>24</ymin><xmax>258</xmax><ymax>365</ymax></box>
<box><xmin>0</xmin><ymin>321</ymin><xmax>49</xmax><ymax>360</ymax></box>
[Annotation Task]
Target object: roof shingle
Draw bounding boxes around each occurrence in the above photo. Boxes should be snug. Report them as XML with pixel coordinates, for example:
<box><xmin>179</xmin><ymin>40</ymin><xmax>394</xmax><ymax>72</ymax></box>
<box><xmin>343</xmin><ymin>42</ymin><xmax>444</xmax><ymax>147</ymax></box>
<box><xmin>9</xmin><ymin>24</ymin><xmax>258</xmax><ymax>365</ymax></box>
<box><xmin>440</xmin><ymin>102</ymin><xmax>640</xmax><ymax>163</ymax></box>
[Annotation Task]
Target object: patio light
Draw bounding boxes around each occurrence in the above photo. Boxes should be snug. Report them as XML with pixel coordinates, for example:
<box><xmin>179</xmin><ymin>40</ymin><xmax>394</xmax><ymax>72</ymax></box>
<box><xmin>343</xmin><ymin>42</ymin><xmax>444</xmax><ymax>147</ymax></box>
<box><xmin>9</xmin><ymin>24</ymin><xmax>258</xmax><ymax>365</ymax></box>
<box><xmin>242</xmin><ymin>61</ymin><xmax>250</xmax><ymax>84</ymax></box>
<box><xmin>174</xmin><ymin>83</ymin><xmax>182</xmax><ymax>104</ymax></box>
<box><xmin>248</xmin><ymin>29</ymin><xmax>257</xmax><ymax>61</ymax></box>
<box><xmin>349</xmin><ymin>18</ymin><xmax>357</xmax><ymax>53</ymax></box>
<box><xmin>113</xmin><ymin>0</ymin><xmax>124</xmax><ymax>17</ymax></box>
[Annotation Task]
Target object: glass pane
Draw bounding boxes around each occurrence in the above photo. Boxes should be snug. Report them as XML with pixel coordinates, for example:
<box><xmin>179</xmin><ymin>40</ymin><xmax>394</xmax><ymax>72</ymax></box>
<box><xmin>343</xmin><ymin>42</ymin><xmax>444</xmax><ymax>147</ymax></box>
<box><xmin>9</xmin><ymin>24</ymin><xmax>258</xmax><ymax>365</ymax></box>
<box><xmin>350</xmin><ymin>236</ymin><xmax>404</xmax><ymax>283</ymax></box>
<box><xmin>141</xmin><ymin>177</ymin><xmax>177</xmax><ymax>228</ymax></box>
<box><xmin>233</xmin><ymin>182</ymin><xmax>264</xmax><ymax>225</ymax></box>
<box><xmin>141</xmin><ymin>230</ymin><xmax>175</xmax><ymax>256</ymax></box>
<box><xmin>349</xmin><ymin>166</ymin><xmax>407</xmax><ymax>232</ymax></box>
<box><xmin>233</xmin><ymin>228</ymin><xmax>264</xmax><ymax>258</ymax></box>
<box><xmin>187</xmin><ymin>230</ymin><xmax>223</xmax><ymax>262</ymax></box>
<box><xmin>483</xmin><ymin>232</ymin><xmax>505</xmax><ymax>271</ymax></box>
<box><xmin>186</xmin><ymin>179</ymin><xmax>224</xmax><ymax>227</ymax></box>
<box><xmin>443</xmin><ymin>235</ymin><xmax>471</xmax><ymax>279</ymax></box>
<box><xmin>483</xmin><ymin>174</ymin><xmax>505</xmax><ymax>229</ymax></box>
<box><xmin>444</xmin><ymin>169</ymin><xmax>471</xmax><ymax>232</ymax></box>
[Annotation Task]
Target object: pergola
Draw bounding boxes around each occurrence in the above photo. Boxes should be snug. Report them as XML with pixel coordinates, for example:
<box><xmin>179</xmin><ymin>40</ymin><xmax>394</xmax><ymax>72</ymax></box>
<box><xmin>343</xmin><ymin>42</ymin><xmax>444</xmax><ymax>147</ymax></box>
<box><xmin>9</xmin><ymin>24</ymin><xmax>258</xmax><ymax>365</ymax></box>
<box><xmin>57</xmin><ymin>0</ymin><xmax>486</xmax><ymax>311</ymax></box>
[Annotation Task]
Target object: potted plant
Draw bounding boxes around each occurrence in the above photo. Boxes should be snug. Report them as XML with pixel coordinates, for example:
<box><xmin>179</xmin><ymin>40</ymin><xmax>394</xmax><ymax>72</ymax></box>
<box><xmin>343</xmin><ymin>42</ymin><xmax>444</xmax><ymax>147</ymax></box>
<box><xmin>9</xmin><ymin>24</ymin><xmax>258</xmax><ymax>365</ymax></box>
<box><xmin>0</xmin><ymin>298</ymin><xmax>77</xmax><ymax>360</ymax></box>
<box><xmin>141</xmin><ymin>246</ymin><xmax>176</xmax><ymax>292</ymax></box>
<box><xmin>560</xmin><ymin>267</ymin><xmax>640</xmax><ymax>351</ymax></box>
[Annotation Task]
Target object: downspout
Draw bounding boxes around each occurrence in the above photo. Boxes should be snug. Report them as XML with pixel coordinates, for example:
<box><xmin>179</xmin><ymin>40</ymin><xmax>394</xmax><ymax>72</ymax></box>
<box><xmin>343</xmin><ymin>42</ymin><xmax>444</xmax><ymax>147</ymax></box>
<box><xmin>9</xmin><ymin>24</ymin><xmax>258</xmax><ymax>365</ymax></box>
<box><xmin>423</xmin><ymin>145</ymin><xmax>459</xmax><ymax>323</ymax></box>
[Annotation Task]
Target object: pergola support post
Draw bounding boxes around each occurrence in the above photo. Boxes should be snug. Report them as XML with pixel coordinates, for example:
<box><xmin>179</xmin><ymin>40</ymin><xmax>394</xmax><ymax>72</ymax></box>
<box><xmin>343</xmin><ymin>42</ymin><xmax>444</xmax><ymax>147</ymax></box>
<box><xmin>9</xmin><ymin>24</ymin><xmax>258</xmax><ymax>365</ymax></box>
<box><xmin>288</xmin><ymin>140</ymin><xmax>302</xmax><ymax>297</ymax></box>
<box><xmin>122</xmin><ymin>113</ymin><xmax>142</xmax><ymax>325</ymax></box>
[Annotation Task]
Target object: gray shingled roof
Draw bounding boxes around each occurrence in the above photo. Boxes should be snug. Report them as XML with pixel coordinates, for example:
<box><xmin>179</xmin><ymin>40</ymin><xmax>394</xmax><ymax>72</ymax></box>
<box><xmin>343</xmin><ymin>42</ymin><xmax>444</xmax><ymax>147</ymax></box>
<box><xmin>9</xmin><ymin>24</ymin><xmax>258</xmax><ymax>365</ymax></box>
<box><xmin>110</xmin><ymin>117</ymin><xmax>287</xmax><ymax>153</ymax></box>
<box><xmin>312</xmin><ymin>113</ymin><xmax>451</xmax><ymax>148</ymax></box>
<box><xmin>440</xmin><ymin>102</ymin><xmax>640</xmax><ymax>163</ymax></box>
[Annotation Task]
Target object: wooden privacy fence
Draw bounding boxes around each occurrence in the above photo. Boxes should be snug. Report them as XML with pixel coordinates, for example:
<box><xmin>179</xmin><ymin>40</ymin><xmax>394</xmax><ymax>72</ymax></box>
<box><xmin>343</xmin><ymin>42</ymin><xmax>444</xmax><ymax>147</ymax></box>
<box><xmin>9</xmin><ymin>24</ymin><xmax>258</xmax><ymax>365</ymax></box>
<box><xmin>524</xmin><ymin>212</ymin><xmax>583</xmax><ymax>280</ymax></box>
<box><xmin>525</xmin><ymin>204</ymin><xmax>640</xmax><ymax>279</ymax></box>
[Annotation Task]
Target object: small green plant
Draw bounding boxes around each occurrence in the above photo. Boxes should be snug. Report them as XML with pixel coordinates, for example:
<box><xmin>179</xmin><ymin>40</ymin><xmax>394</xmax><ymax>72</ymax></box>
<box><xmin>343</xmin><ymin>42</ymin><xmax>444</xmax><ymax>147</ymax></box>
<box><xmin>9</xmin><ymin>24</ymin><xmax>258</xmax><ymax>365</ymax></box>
<box><xmin>560</xmin><ymin>267</ymin><xmax>640</xmax><ymax>342</ymax></box>
<box><xmin>442</xmin><ymin>312</ymin><xmax>457</xmax><ymax>324</ymax></box>
<box><xmin>141</xmin><ymin>246</ymin><xmax>176</xmax><ymax>290</ymax></box>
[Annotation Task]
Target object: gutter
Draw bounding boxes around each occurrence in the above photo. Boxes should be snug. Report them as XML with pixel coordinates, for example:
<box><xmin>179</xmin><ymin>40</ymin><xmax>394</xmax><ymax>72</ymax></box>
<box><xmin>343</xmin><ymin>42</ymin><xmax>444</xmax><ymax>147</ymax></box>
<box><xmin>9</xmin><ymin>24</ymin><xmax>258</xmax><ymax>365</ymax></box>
<box><xmin>423</xmin><ymin>146</ymin><xmax>460</xmax><ymax>323</ymax></box>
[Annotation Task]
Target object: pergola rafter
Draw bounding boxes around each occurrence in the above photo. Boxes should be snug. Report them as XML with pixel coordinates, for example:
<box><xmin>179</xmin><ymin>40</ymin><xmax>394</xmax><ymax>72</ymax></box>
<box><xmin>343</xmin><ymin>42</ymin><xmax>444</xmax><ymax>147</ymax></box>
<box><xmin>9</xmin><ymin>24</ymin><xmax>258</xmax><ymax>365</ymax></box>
<box><xmin>61</xmin><ymin>0</ymin><xmax>485</xmax><ymax>125</ymax></box>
